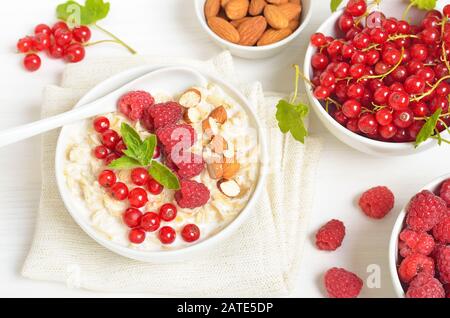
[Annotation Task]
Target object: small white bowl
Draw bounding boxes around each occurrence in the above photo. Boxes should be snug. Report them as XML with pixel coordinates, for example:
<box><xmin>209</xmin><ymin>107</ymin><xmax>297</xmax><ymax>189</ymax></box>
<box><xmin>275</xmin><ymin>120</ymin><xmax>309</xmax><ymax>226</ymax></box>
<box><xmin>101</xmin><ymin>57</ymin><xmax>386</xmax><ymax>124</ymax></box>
<box><xmin>303</xmin><ymin>4</ymin><xmax>448</xmax><ymax>156</ymax></box>
<box><xmin>194</xmin><ymin>0</ymin><xmax>312</xmax><ymax>59</ymax></box>
<box><xmin>389</xmin><ymin>174</ymin><xmax>450</xmax><ymax>298</ymax></box>
<box><xmin>55</xmin><ymin>65</ymin><xmax>268</xmax><ymax>262</ymax></box>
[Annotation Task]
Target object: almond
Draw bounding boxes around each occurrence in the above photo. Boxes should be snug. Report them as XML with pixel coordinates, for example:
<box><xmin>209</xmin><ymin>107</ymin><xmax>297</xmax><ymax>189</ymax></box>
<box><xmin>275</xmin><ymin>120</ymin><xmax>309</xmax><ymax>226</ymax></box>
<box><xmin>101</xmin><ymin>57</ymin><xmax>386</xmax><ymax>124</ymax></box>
<box><xmin>217</xmin><ymin>179</ymin><xmax>241</xmax><ymax>198</ymax></box>
<box><xmin>237</xmin><ymin>16</ymin><xmax>267</xmax><ymax>46</ymax></box>
<box><xmin>257</xmin><ymin>27</ymin><xmax>292</xmax><ymax>46</ymax></box>
<box><xmin>205</xmin><ymin>0</ymin><xmax>221</xmax><ymax>18</ymax></box>
<box><xmin>202</xmin><ymin>117</ymin><xmax>220</xmax><ymax>139</ymax></box>
<box><xmin>207</xmin><ymin>163</ymin><xmax>224</xmax><ymax>179</ymax></box>
<box><xmin>209</xmin><ymin>135</ymin><xmax>229</xmax><ymax>154</ymax></box>
<box><xmin>183</xmin><ymin>107</ymin><xmax>203</xmax><ymax>124</ymax></box>
<box><xmin>289</xmin><ymin>0</ymin><xmax>301</xmax><ymax>4</ymax></box>
<box><xmin>230</xmin><ymin>17</ymin><xmax>252</xmax><ymax>28</ymax></box>
<box><xmin>266</xmin><ymin>0</ymin><xmax>288</xmax><ymax>4</ymax></box>
<box><xmin>288</xmin><ymin>18</ymin><xmax>300</xmax><ymax>31</ymax></box>
<box><xmin>221</xmin><ymin>0</ymin><xmax>231</xmax><ymax>7</ymax></box>
<box><xmin>210</xmin><ymin>106</ymin><xmax>228</xmax><ymax>124</ymax></box>
<box><xmin>225</xmin><ymin>0</ymin><xmax>250</xmax><ymax>20</ymax></box>
<box><xmin>264</xmin><ymin>5</ymin><xmax>289</xmax><ymax>29</ymax></box>
<box><xmin>179</xmin><ymin>88</ymin><xmax>201</xmax><ymax>108</ymax></box>
<box><xmin>249</xmin><ymin>0</ymin><xmax>266</xmax><ymax>16</ymax></box>
<box><xmin>278</xmin><ymin>2</ymin><xmax>301</xmax><ymax>21</ymax></box>
<box><xmin>207</xmin><ymin>17</ymin><xmax>240</xmax><ymax>44</ymax></box>
<box><xmin>222</xmin><ymin>160</ymin><xmax>240</xmax><ymax>179</ymax></box>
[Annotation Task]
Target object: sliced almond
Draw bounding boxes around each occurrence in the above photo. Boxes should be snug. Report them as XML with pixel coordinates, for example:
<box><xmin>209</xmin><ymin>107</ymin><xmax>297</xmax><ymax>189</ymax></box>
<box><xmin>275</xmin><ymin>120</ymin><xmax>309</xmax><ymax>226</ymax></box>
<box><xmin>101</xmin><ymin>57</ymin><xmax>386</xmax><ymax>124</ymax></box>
<box><xmin>222</xmin><ymin>160</ymin><xmax>240</xmax><ymax>179</ymax></box>
<box><xmin>208</xmin><ymin>163</ymin><xmax>224</xmax><ymax>179</ymax></box>
<box><xmin>210</xmin><ymin>106</ymin><xmax>228</xmax><ymax>124</ymax></box>
<box><xmin>179</xmin><ymin>88</ymin><xmax>202</xmax><ymax>108</ymax></box>
<box><xmin>183</xmin><ymin>107</ymin><xmax>202</xmax><ymax>124</ymax></box>
<box><xmin>217</xmin><ymin>179</ymin><xmax>241</xmax><ymax>198</ymax></box>
<box><xmin>209</xmin><ymin>135</ymin><xmax>229</xmax><ymax>154</ymax></box>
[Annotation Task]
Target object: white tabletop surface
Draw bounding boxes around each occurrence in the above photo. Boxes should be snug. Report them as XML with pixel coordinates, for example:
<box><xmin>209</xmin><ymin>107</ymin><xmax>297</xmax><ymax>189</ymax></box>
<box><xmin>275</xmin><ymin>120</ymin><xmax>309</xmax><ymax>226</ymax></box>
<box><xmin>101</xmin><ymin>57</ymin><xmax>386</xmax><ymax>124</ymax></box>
<box><xmin>0</xmin><ymin>0</ymin><xmax>449</xmax><ymax>298</ymax></box>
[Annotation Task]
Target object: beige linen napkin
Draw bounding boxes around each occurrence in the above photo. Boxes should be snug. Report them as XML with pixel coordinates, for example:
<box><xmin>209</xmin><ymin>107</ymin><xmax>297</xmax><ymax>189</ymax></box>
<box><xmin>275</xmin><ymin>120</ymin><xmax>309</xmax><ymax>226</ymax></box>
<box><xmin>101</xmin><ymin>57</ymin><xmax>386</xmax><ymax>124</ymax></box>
<box><xmin>22</xmin><ymin>52</ymin><xmax>322</xmax><ymax>297</ymax></box>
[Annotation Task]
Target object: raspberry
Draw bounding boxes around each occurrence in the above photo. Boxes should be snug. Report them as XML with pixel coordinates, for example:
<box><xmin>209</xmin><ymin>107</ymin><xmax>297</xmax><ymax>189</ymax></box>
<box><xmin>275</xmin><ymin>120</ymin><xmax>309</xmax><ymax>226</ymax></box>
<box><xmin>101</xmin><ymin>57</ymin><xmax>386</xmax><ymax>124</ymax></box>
<box><xmin>398</xmin><ymin>253</ymin><xmax>435</xmax><ymax>283</ymax></box>
<box><xmin>118</xmin><ymin>91</ymin><xmax>154</xmax><ymax>121</ymax></box>
<box><xmin>432</xmin><ymin>216</ymin><xmax>450</xmax><ymax>244</ymax></box>
<box><xmin>406</xmin><ymin>273</ymin><xmax>445</xmax><ymax>298</ymax></box>
<box><xmin>175</xmin><ymin>180</ymin><xmax>210</xmax><ymax>209</ymax></box>
<box><xmin>148</xmin><ymin>102</ymin><xmax>182</xmax><ymax>130</ymax></box>
<box><xmin>156</xmin><ymin>124</ymin><xmax>196</xmax><ymax>152</ymax></box>
<box><xmin>170</xmin><ymin>152</ymin><xmax>205</xmax><ymax>179</ymax></box>
<box><xmin>406</xmin><ymin>190</ymin><xmax>447</xmax><ymax>232</ymax></box>
<box><xmin>398</xmin><ymin>229</ymin><xmax>435</xmax><ymax>258</ymax></box>
<box><xmin>315</xmin><ymin>219</ymin><xmax>346</xmax><ymax>251</ymax></box>
<box><xmin>140</xmin><ymin>104</ymin><xmax>155</xmax><ymax>132</ymax></box>
<box><xmin>439</xmin><ymin>179</ymin><xmax>450</xmax><ymax>205</ymax></box>
<box><xmin>358</xmin><ymin>186</ymin><xmax>394</xmax><ymax>219</ymax></box>
<box><xmin>324</xmin><ymin>268</ymin><xmax>363</xmax><ymax>298</ymax></box>
<box><xmin>435</xmin><ymin>246</ymin><xmax>450</xmax><ymax>284</ymax></box>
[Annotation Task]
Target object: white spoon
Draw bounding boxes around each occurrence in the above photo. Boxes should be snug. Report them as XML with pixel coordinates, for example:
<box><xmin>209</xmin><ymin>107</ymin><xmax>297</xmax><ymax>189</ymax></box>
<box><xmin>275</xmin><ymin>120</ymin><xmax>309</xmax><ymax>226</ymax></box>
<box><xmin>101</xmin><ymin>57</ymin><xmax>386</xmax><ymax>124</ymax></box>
<box><xmin>0</xmin><ymin>66</ymin><xmax>208</xmax><ymax>148</ymax></box>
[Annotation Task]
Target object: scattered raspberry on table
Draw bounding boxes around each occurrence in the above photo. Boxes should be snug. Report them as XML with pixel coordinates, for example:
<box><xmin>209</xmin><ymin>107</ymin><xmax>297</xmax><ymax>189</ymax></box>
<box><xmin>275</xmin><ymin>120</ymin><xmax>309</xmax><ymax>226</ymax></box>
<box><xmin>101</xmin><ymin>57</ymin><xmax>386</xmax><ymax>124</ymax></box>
<box><xmin>315</xmin><ymin>219</ymin><xmax>346</xmax><ymax>251</ymax></box>
<box><xmin>324</xmin><ymin>267</ymin><xmax>363</xmax><ymax>298</ymax></box>
<box><xmin>358</xmin><ymin>186</ymin><xmax>394</xmax><ymax>219</ymax></box>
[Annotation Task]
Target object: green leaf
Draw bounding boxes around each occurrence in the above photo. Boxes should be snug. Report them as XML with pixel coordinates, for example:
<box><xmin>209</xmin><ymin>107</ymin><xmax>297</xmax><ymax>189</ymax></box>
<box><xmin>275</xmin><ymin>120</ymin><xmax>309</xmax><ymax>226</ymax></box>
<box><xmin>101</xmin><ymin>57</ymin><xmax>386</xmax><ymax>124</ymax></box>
<box><xmin>120</xmin><ymin>123</ymin><xmax>142</xmax><ymax>161</ymax></box>
<box><xmin>415</xmin><ymin>108</ymin><xmax>442</xmax><ymax>148</ymax></box>
<box><xmin>330</xmin><ymin>0</ymin><xmax>344</xmax><ymax>12</ymax></box>
<box><xmin>108</xmin><ymin>156</ymin><xmax>141</xmax><ymax>170</ymax></box>
<box><xmin>149</xmin><ymin>161</ymin><xmax>180</xmax><ymax>190</ymax></box>
<box><xmin>140</xmin><ymin>135</ymin><xmax>157</xmax><ymax>166</ymax></box>
<box><xmin>56</xmin><ymin>0</ymin><xmax>110</xmax><ymax>26</ymax></box>
<box><xmin>276</xmin><ymin>100</ymin><xmax>309</xmax><ymax>144</ymax></box>
<box><xmin>410</xmin><ymin>0</ymin><xmax>437</xmax><ymax>11</ymax></box>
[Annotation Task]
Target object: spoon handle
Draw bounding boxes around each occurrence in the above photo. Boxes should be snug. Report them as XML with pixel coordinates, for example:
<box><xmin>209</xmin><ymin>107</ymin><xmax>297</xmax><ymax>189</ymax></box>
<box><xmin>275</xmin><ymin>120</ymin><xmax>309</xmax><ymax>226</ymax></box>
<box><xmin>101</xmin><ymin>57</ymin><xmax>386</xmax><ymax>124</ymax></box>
<box><xmin>0</xmin><ymin>100</ymin><xmax>107</xmax><ymax>148</ymax></box>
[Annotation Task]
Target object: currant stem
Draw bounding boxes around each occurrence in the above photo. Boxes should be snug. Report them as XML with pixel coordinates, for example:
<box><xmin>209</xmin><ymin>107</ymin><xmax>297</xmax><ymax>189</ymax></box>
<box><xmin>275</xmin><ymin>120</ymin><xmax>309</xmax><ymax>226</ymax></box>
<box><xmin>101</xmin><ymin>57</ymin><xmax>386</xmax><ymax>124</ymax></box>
<box><xmin>298</xmin><ymin>69</ymin><xmax>342</xmax><ymax>107</ymax></box>
<box><xmin>94</xmin><ymin>23</ymin><xmax>137</xmax><ymax>55</ymax></box>
<box><xmin>84</xmin><ymin>39</ymin><xmax>122</xmax><ymax>47</ymax></box>
<box><xmin>290</xmin><ymin>64</ymin><xmax>300</xmax><ymax>104</ymax></box>
<box><xmin>411</xmin><ymin>75</ymin><xmax>450</xmax><ymax>102</ymax></box>
<box><xmin>358</xmin><ymin>47</ymin><xmax>404</xmax><ymax>82</ymax></box>
<box><xmin>402</xmin><ymin>2</ymin><xmax>414</xmax><ymax>21</ymax></box>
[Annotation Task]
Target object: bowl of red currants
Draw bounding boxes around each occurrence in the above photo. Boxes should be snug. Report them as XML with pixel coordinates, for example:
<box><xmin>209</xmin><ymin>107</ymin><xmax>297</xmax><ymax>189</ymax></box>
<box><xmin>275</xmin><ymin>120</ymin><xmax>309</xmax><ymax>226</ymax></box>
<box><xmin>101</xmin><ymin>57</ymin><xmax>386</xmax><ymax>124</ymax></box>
<box><xmin>304</xmin><ymin>0</ymin><xmax>450</xmax><ymax>156</ymax></box>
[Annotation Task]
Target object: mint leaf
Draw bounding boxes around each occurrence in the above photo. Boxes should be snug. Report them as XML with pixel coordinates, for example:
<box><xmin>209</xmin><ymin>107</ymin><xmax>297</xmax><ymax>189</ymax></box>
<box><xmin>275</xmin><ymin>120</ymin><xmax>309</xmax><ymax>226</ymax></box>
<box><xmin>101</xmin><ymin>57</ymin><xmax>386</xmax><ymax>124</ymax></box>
<box><xmin>108</xmin><ymin>156</ymin><xmax>141</xmax><ymax>170</ymax></box>
<box><xmin>411</xmin><ymin>0</ymin><xmax>437</xmax><ymax>10</ymax></box>
<box><xmin>140</xmin><ymin>135</ymin><xmax>157</xmax><ymax>166</ymax></box>
<box><xmin>149</xmin><ymin>161</ymin><xmax>180</xmax><ymax>190</ymax></box>
<box><xmin>415</xmin><ymin>108</ymin><xmax>442</xmax><ymax>148</ymax></box>
<box><xmin>330</xmin><ymin>0</ymin><xmax>344</xmax><ymax>12</ymax></box>
<box><xmin>276</xmin><ymin>100</ymin><xmax>309</xmax><ymax>143</ymax></box>
<box><xmin>120</xmin><ymin>122</ymin><xmax>142</xmax><ymax>161</ymax></box>
<box><xmin>56</xmin><ymin>0</ymin><xmax>110</xmax><ymax>26</ymax></box>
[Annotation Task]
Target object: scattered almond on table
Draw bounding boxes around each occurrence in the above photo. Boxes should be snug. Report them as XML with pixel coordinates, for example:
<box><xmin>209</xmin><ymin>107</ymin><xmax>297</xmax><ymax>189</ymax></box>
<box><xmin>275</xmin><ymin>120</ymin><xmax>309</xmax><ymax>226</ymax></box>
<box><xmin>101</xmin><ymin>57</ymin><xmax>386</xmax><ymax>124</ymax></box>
<box><xmin>204</xmin><ymin>0</ymin><xmax>302</xmax><ymax>46</ymax></box>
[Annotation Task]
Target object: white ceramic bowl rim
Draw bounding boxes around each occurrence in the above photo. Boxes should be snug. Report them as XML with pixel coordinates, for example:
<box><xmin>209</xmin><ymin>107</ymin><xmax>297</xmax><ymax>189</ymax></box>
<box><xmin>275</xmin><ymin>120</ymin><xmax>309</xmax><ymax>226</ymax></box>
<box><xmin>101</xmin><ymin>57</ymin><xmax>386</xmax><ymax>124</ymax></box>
<box><xmin>55</xmin><ymin>64</ymin><xmax>268</xmax><ymax>261</ymax></box>
<box><xmin>388</xmin><ymin>173</ymin><xmax>450</xmax><ymax>298</ymax></box>
<box><xmin>194</xmin><ymin>0</ymin><xmax>313</xmax><ymax>52</ymax></box>
<box><xmin>303</xmin><ymin>8</ymin><xmax>448</xmax><ymax>151</ymax></box>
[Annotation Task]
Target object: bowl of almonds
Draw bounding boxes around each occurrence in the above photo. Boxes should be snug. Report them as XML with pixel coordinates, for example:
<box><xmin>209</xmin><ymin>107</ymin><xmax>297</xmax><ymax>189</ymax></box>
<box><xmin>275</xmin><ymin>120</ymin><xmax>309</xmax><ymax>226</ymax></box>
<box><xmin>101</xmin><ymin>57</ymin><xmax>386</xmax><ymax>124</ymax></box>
<box><xmin>195</xmin><ymin>0</ymin><xmax>312</xmax><ymax>59</ymax></box>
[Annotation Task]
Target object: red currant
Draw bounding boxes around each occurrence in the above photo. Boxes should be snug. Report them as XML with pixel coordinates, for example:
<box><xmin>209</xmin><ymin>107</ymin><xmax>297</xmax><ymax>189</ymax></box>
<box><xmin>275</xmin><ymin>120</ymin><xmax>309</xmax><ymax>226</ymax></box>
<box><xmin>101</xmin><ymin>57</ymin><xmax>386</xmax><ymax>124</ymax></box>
<box><xmin>444</xmin><ymin>4</ymin><xmax>450</xmax><ymax>18</ymax></box>
<box><xmin>382</xmin><ymin>48</ymin><xmax>401</xmax><ymax>66</ymax></box>
<box><xmin>111</xmin><ymin>182</ymin><xmax>129</xmax><ymax>201</ymax></box>
<box><xmin>128</xmin><ymin>188</ymin><xmax>148</xmax><ymax>208</ymax></box>
<box><xmin>346</xmin><ymin>83</ymin><xmax>365</xmax><ymax>99</ymax></box>
<box><xmin>104</xmin><ymin>152</ymin><xmax>120</xmax><ymax>166</ymax></box>
<box><xmin>404</xmin><ymin>75</ymin><xmax>425</xmax><ymax>95</ymax></box>
<box><xmin>311</xmin><ymin>53</ymin><xmax>329</xmax><ymax>70</ymax></box>
<box><xmin>370</xmin><ymin>27</ymin><xmax>388</xmax><ymax>44</ymax></box>
<box><xmin>114</xmin><ymin>140</ymin><xmax>126</xmax><ymax>155</ymax></box>
<box><xmin>310</xmin><ymin>33</ymin><xmax>327</xmax><ymax>47</ymax></box>
<box><xmin>375</xmin><ymin>108</ymin><xmax>393</xmax><ymax>126</ymax></box>
<box><xmin>314</xmin><ymin>86</ymin><xmax>331</xmax><ymax>99</ymax></box>
<box><xmin>411</xmin><ymin>101</ymin><xmax>429</xmax><ymax>117</ymax></box>
<box><xmin>48</xmin><ymin>44</ymin><xmax>65</xmax><ymax>59</ymax></box>
<box><xmin>93</xmin><ymin>145</ymin><xmax>110</xmax><ymax>159</ymax></box>
<box><xmin>32</xmin><ymin>33</ymin><xmax>51</xmax><ymax>51</ymax></box>
<box><xmin>140</xmin><ymin>212</ymin><xmax>160</xmax><ymax>232</ymax></box>
<box><xmin>101</xmin><ymin>129</ymin><xmax>120</xmax><ymax>149</ymax></box>
<box><xmin>342</xmin><ymin>99</ymin><xmax>361</xmax><ymax>118</ymax></box>
<box><xmin>98</xmin><ymin>170</ymin><xmax>116</xmax><ymax>188</ymax></box>
<box><xmin>93</xmin><ymin>116</ymin><xmax>110</xmax><ymax>133</ymax></box>
<box><xmin>181</xmin><ymin>224</ymin><xmax>200</xmax><ymax>243</ymax></box>
<box><xmin>345</xmin><ymin>0</ymin><xmax>367</xmax><ymax>17</ymax></box>
<box><xmin>349</xmin><ymin>63</ymin><xmax>365</xmax><ymax>79</ymax></box>
<box><xmin>123</xmin><ymin>208</ymin><xmax>143</xmax><ymax>228</ymax></box>
<box><xmin>388</xmin><ymin>91</ymin><xmax>409</xmax><ymax>110</ymax></box>
<box><xmin>373</xmin><ymin>86</ymin><xmax>390</xmax><ymax>104</ymax></box>
<box><xmin>158</xmin><ymin>226</ymin><xmax>176</xmax><ymax>244</ymax></box>
<box><xmin>17</xmin><ymin>37</ymin><xmax>33</xmax><ymax>53</ymax></box>
<box><xmin>379</xmin><ymin>124</ymin><xmax>397</xmax><ymax>140</ymax></box>
<box><xmin>358</xmin><ymin>113</ymin><xmax>378</xmax><ymax>135</ymax></box>
<box><xmin>72</xmin><ymin>26</ymin><xmax>91</xmax><ymax>43</ymax></box>
<box><xmin>52</xmin><ymin>21</ymin><xmax>69</xmax><ymax>34</ymax></box>
<box><xmin>55</xmin><ymin>28</ymin><xmax>73</xmax><ymax>47</ymax></box>
<box><xmin>131</xmin><ymin>168</ymin><xmax>150</xmax><ymax>186</ymax></box>
<box><xmin>34</xmin><ymin>24</ymin><xmax>52</xmax><ymax>36</ymax></box>
<box><xmin>393</xmin><ymin>109</ymin><xmax>414</xmax><ymax>128</ymax></box>
<box><xmin>147</xmin><ymin>178</ymin><xmax>164</xmax><ymax>195</ymax></box>
<box><xmin>410</xmin><ymin>44</ymin><xmax>428</xmax><ymax>62</ymax></box>
<box><xmin>346</xmin><ymin>118</ymin><xmax>360</xmax><ymax>133</ymax></box>
<box><xmin>129</xmin><ymin>228</ymin><xmax>145</xmax><ymax>244</ymax></box>
<box><xmin>65</xmin><ymin>43</ymin><xmax>85</xmax><ymax>63</ymax></box>
<box><xmin>23</xmin><ymin>54</ymin><xmax>41</xmax><ymax>72</ymax></box>
<box><xmin>159</xmin><ymin>203</ymin><xmax>177</xmax><ymax>222</ymax></box>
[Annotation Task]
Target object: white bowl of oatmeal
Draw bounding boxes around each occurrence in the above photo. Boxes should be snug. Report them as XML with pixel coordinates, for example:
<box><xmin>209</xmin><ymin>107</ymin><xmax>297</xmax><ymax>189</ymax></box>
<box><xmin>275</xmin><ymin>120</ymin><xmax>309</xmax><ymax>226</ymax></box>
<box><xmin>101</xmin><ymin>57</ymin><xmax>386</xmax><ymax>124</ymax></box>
<box><xmin>55</xmin><ymin>65</ymin><xmax>267</xmax><ymax>262</ymax></box>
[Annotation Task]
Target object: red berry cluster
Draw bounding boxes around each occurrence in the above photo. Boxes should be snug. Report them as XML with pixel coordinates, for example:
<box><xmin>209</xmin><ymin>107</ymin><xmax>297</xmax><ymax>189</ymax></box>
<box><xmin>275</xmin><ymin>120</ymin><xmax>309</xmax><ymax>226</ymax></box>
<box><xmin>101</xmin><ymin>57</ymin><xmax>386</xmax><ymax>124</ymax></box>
<box><xmin>309</xmin><ymin>1</ymin><xmax>450</xmax><ymax>142</ymax></box>
<box><xmin>316</xmin><ymin>185</ymin><xmax>395</xmax><ymax>298</ymax></box>
<box><xmin>396</xmin><ymin>181</ymin><xmax>450</xmax><ymax>298</ymax></box>
<box><xmin>17</xmin><ymin>21</ymin><xmax>91</xmax><ymax>72</ymax></box>
<box><xmin>92</xmin><ymin>115</ymin><xmax>201</xmax><ymax>245</ymax></box>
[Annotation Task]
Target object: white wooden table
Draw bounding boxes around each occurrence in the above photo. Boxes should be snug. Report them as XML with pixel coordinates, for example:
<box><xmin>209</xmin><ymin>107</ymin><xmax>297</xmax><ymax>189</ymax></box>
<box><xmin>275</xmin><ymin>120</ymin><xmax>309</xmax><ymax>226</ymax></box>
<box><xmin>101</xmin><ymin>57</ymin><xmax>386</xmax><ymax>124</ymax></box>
<box><xmin>0</xmin><ymin>0</ymin><xmax>449</xmax><ymax>298</ymax></box>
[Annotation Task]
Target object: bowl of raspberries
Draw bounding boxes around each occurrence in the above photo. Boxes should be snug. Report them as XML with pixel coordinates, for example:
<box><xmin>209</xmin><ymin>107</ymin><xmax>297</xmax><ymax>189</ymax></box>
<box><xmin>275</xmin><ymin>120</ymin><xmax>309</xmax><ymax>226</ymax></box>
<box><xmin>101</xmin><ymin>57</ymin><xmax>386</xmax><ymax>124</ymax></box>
<box><xmin>389</xmin><ymin>175</ymin><xmax>450</xmax><ymax>298</ymax></box>
<box><xmin>304</xmin><ymin>1</ymin><xmax>450</xmax><ymax>156</ymax></box>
